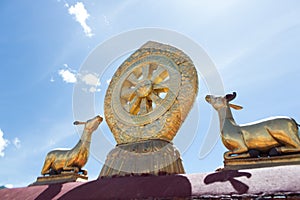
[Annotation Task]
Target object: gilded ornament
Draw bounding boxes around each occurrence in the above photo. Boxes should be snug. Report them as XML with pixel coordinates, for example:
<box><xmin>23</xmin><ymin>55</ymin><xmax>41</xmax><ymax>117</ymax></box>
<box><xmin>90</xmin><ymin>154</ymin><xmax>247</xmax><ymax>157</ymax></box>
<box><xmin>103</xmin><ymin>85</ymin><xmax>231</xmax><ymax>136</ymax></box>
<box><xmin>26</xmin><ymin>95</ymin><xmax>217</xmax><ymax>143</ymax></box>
<box><xmin>41</xmin><ymin>115</ymin><xmax>103</xmax><ymax>175</ymax></box>
<box><xmin>104</xmin><ymin>41</ymin><xmax>198</xmax><ymax>144</ymax></box>
<box><xmin>206</xmin><ymin>92</ymin><xmax>300</xmax><ymax>169</ymax></box>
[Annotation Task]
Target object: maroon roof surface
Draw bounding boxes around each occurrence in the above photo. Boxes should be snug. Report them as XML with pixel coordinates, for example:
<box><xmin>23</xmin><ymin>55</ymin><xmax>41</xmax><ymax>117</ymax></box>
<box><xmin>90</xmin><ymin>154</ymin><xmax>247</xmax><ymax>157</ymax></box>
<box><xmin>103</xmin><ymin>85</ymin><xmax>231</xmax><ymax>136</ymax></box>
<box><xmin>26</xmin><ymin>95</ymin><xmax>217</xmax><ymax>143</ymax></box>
<box><xmin>1</xmin><ymin>165</ymin><xmax>300</xmax><ymax>199</ymax></box>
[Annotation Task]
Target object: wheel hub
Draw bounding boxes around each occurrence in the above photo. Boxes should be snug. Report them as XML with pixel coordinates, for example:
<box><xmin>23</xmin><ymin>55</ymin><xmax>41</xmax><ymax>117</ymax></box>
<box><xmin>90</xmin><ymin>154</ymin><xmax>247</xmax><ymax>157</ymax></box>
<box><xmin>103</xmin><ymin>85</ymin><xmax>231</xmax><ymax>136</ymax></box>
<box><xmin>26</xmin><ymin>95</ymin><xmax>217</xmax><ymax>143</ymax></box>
<box><xmin>135</xmin><ymin>80</ymin><xmax>153</xmax><ymax>98</ymax></box>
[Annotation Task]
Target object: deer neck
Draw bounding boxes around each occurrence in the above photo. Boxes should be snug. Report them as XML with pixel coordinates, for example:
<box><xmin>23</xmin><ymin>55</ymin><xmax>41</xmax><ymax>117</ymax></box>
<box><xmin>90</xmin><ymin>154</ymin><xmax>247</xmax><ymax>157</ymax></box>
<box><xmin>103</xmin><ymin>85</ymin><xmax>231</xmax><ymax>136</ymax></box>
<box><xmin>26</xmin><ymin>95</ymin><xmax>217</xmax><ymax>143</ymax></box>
<box><xmin>72</xmin><ymin>130</ymin><xmax>93</xmax><ymax>152</ymax></box>
<box><xmin>80</xmin><ymin>129</ymin><xmax>93</xmax><ymax>143</ymax></box>
<box><xmin>218</xmin><ymin>105</ymin><xmax>237</xmax><ymax>131</ymax></box>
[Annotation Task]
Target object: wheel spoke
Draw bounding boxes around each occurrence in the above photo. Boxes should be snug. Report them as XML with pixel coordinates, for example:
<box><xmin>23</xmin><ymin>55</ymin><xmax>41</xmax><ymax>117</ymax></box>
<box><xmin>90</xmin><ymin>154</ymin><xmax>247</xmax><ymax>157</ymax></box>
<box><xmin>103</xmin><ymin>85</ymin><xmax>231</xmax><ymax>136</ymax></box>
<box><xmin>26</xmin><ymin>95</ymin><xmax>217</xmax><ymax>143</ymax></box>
<box><xmin>149</xmin><ymin>92</ymin><xmax>163</xmax><ymax>105</ymax></box>
<box><xmin>146</xmin><ymin>97</ymin><xmax>154</xmax><ymax>112</ymax></box>
<box><xmin>127</xmin><ymin>73</ymin><xmax>138</xmax><ymax>85</ymax></box>
<box><xmin>153</xmin><ymin>81</ymin><xmax>169</xmax><ymax>93</ymax></box>
<box><xmin>139</xmin><ymin>98</ymin><xmax>148</xmax><ymax>115</ymax></box>
<box><xmin>129</xmin><ymin>96</ymin><xmax>141</xmax><ymax>115</ymax></box>
<box><xmin>149</xmin><ymin>63</ymin><xmax>158</xmax><ymax>77</ymax></box>
<box><xmin>123</xmin><ymin>103</ymin><xmax>130</xmax><ymax>112</ymax></box>
<box><xmin>142</xmin><ymin>65</ymin><xmax>150</xmax><ymax>80</ymax></box>
<box><xmin>121</xmin><ymin>88</ymin><xmax>135</xmax><ymax>101</ymax></box>
<box><xmin>152</xmin><ymin>66</ymin><xmax>168</xmax><ymax>84</ymax></box>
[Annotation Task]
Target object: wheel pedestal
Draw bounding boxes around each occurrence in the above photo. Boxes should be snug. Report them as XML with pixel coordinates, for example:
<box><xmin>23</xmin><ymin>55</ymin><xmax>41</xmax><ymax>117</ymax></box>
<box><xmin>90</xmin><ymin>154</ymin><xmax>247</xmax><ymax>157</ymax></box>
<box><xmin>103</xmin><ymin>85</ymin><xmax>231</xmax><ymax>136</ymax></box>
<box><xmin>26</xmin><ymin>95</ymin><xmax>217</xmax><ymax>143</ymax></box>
<box><xmin>99</xmin><ymin>139</ymin><xmax>185</xmax><ymax>178</ymax></box>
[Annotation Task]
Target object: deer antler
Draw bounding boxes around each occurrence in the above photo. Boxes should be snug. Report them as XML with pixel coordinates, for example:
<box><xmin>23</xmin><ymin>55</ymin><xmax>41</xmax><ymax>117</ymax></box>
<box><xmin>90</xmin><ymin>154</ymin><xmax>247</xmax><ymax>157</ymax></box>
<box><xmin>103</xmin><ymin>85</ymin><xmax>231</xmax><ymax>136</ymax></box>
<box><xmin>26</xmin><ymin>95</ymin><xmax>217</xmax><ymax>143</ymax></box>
<box><xmin>225</xmin><ymin>92</ymin><xmax>237</xmax><ymax>102</ymax></box>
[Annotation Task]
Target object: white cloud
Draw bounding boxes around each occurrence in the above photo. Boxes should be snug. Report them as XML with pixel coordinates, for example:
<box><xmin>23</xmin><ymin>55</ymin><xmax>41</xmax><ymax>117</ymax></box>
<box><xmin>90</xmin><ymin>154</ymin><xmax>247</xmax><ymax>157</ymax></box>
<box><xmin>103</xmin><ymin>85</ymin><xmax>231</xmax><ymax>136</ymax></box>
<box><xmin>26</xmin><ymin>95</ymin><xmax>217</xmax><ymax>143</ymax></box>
<box><xmin>4</xmin><ymin>184</ymin><xmax>13</xmax><ymax>188</ymax></box>
<box><xmin>80</xmin><ymin>73</ymin><xmax>100</xmax><ymax>87</ymax></box>
<box><xmin>58</xmin><ymin>67</ymin><xmax>101</xmax><ymax>93</ymax></box>
<box><xmin>89</xmin><ymin>86</ymin><xmax>100</xmax><ymax>93</ymax></box>
<box><xmin>0</xmin><ymin>129</ymin><xmax>9</xmax><ymax>157</ymax></box>
<box><xmin>58</xmin><ymin>69</ymin><xmax>77</xmax><ymax>83</ymax></box>
<box><xmin>13</xmin><ymin>138</ymin><xmax>21</xmax><ymax>149</ymax></box>
<box><xmin>68</xmin><ymin>2</ymin><xmax>93</xmax><ymax>37</ymax></box>
<box><xmin>58</xmin><ymin>64</ymin><xmax>102</xmax><ymax>92</ymax></box>
<box><xmin>77</xmin><ymin>73</ymin><xmax>101</xmax><ymax>93</ymax></box>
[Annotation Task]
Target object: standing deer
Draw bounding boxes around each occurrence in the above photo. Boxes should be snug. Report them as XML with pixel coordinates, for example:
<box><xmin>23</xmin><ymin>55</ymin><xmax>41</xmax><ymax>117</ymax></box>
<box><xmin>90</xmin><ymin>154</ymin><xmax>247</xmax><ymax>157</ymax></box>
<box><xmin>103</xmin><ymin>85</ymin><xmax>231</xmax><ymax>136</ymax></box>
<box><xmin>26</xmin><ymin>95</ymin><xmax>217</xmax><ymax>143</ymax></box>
<box><xmin>205</xmin><ymin>92</ymin><xmax>300</xmax><ymax>160</ymax></box>
<box><xmin>41</xmin><ymin>115</ymin><xmax>103</xmax><ymax>175</ymax></box>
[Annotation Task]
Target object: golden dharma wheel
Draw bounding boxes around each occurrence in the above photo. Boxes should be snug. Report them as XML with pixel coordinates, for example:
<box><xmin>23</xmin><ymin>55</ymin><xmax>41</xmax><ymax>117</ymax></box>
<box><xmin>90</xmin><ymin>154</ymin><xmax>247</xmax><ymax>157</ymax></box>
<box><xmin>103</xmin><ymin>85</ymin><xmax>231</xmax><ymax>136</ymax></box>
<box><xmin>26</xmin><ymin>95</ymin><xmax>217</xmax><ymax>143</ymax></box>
<box><xmin>104</xmin><ymin>41</ymin><xmax>198</xmax><ymax>144</ymax></box>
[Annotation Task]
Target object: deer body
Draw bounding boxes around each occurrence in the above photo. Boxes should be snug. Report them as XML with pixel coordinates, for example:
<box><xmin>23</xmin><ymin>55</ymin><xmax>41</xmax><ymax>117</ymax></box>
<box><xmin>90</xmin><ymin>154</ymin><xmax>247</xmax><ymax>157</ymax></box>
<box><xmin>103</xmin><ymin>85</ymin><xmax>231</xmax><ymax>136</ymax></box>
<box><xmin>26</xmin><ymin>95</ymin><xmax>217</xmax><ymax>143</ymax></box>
<box><xmin>206</xmin><ymin>92</ymin><xmax>300</xmax><ymax>159</ymax></box>
<box><xmin>41</xmin><ymin>115</ymin><xmax>103</xmax><ymax>175</ymax></box>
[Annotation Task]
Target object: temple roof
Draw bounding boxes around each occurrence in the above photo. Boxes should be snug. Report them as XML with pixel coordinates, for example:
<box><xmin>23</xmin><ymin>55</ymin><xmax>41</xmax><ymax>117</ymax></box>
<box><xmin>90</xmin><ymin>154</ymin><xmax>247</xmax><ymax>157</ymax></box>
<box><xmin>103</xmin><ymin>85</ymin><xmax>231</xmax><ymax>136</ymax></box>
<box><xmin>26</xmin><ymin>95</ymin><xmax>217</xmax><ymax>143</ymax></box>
<box><xmin>1</xmin><ymin>165</ymin><xmax>300</xmax><ymax>199</ymax></box>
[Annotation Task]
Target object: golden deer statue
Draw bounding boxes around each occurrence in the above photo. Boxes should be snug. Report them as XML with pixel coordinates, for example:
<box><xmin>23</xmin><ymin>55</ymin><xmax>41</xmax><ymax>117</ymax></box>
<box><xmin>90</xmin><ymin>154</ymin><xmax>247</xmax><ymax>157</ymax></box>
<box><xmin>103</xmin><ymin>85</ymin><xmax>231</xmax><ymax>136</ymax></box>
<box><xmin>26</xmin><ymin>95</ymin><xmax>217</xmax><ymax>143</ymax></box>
<box><xmin>41</xmin><ymin>115</ymin><xmax>103</xmax><ymax>175</ymax></box>
<box><xmin>205</xmin><ymin>92</ymin><xmax>300</xmax><ymax>160</ymax></box>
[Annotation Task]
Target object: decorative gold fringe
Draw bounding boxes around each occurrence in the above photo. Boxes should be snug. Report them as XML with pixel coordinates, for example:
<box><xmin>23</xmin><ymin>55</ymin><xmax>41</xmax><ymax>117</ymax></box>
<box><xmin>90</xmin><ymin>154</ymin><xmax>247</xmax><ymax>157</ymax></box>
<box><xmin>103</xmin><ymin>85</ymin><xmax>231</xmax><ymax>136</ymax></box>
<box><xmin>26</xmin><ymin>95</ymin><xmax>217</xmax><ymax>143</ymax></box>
<box><xmin>99</xmin><ymin>139</ymin><xmax>185</xmax><ymax>177</ymax></box>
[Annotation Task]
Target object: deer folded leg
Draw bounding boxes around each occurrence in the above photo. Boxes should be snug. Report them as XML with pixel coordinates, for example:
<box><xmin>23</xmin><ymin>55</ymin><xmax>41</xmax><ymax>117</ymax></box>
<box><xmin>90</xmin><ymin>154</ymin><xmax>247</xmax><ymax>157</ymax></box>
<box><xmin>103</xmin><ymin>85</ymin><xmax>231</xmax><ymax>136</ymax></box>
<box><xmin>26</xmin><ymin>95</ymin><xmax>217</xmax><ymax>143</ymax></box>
<box><xmin>275</xmin><ymin>145</ymin><xmax>300</xmax><ymax>154</ymax></box>
<box><xmin>267</xmin><ymin>129</ymin><xmax>300</xmax><ymax>147</ymax></box>
<box><xmin>267</xmin><ymin>129</ymin><xmax>300</xmax><ymax>153</ymax></box>
<box><xmin>224</xmin><ymin>149</ymin><xmax>250</xmax><ymax>160</ymax></box>
<box><xmin>62</xmin><ymin>166</ymin><xmax>80</xmax><ymax>173</ymax></box>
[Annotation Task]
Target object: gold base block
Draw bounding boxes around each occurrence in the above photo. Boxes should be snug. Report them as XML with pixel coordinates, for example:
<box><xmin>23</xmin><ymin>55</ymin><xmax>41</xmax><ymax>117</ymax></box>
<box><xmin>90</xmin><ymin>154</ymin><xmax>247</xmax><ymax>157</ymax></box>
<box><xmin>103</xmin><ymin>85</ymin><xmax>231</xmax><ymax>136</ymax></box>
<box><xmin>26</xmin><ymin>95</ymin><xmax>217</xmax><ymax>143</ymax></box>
<box><xmin>29</xmin><ymin>173</ymin><xmax>88</xmax><ymax>186</ymax></box>
<box><xmin>99</xmin><ymin>139</ymin><xmax>185</xmax><ymax>177</ymax></box>
<box><xmin>224</xmin><ymin>153</ymin><xmax>300</xmax><ymax>170</ymax></box>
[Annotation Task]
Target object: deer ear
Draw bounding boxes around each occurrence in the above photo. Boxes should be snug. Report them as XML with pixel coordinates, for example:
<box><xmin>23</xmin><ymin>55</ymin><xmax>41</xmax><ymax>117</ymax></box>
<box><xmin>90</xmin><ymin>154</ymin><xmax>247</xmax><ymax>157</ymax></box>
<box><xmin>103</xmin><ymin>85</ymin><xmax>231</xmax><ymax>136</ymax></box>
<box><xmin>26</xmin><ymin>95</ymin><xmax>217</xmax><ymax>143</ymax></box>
<box><xmin>73</xmin><ymin>121</ymin><xmax>86</xmax><ymax>125</ymax></box>
<box><xmin>229</xmin><ymin>103</ymin><xmax>243</xmax><ymax>110</ymax></box>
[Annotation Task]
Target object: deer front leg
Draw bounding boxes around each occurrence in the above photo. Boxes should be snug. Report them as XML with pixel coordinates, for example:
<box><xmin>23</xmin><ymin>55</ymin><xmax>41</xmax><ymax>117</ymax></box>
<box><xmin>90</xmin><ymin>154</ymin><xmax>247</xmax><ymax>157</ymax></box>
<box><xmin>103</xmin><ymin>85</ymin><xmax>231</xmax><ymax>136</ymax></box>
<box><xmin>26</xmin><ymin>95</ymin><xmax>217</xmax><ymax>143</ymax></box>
<box><xmin>41</xmin><ymin>158</ymin><xmax>53</xmax><ymax>175</ymax></box>
<box><xmin>41</xmin><ymin>169</ymin><xmax>51</xmax><ymax>176</ymax></box>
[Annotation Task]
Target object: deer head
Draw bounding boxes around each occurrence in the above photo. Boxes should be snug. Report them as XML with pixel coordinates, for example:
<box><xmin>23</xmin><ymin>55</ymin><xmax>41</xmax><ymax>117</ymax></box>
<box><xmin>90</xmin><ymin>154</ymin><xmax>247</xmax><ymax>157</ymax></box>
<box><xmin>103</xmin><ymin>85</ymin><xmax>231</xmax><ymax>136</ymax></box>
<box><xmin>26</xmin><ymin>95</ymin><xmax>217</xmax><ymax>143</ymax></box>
<box><xmin>73</xmin><ymin>115</ymin><xmax>103</xmax><ymax>132</ymax></box>
<box><xmin>205</xmin><ymin>92</ymin><xmax>243</xmax><ymax>111</ymax></box>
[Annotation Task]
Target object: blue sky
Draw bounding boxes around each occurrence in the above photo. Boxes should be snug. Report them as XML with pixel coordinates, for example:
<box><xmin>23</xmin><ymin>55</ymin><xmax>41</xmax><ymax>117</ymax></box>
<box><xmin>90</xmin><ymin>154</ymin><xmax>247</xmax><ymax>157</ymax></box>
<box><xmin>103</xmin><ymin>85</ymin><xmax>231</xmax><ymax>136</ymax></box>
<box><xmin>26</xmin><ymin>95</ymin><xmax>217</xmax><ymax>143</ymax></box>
<box><xmin>0</xmin><ymin>0</ymin><xmax>300</xmax><ymax>187</ymax></box>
